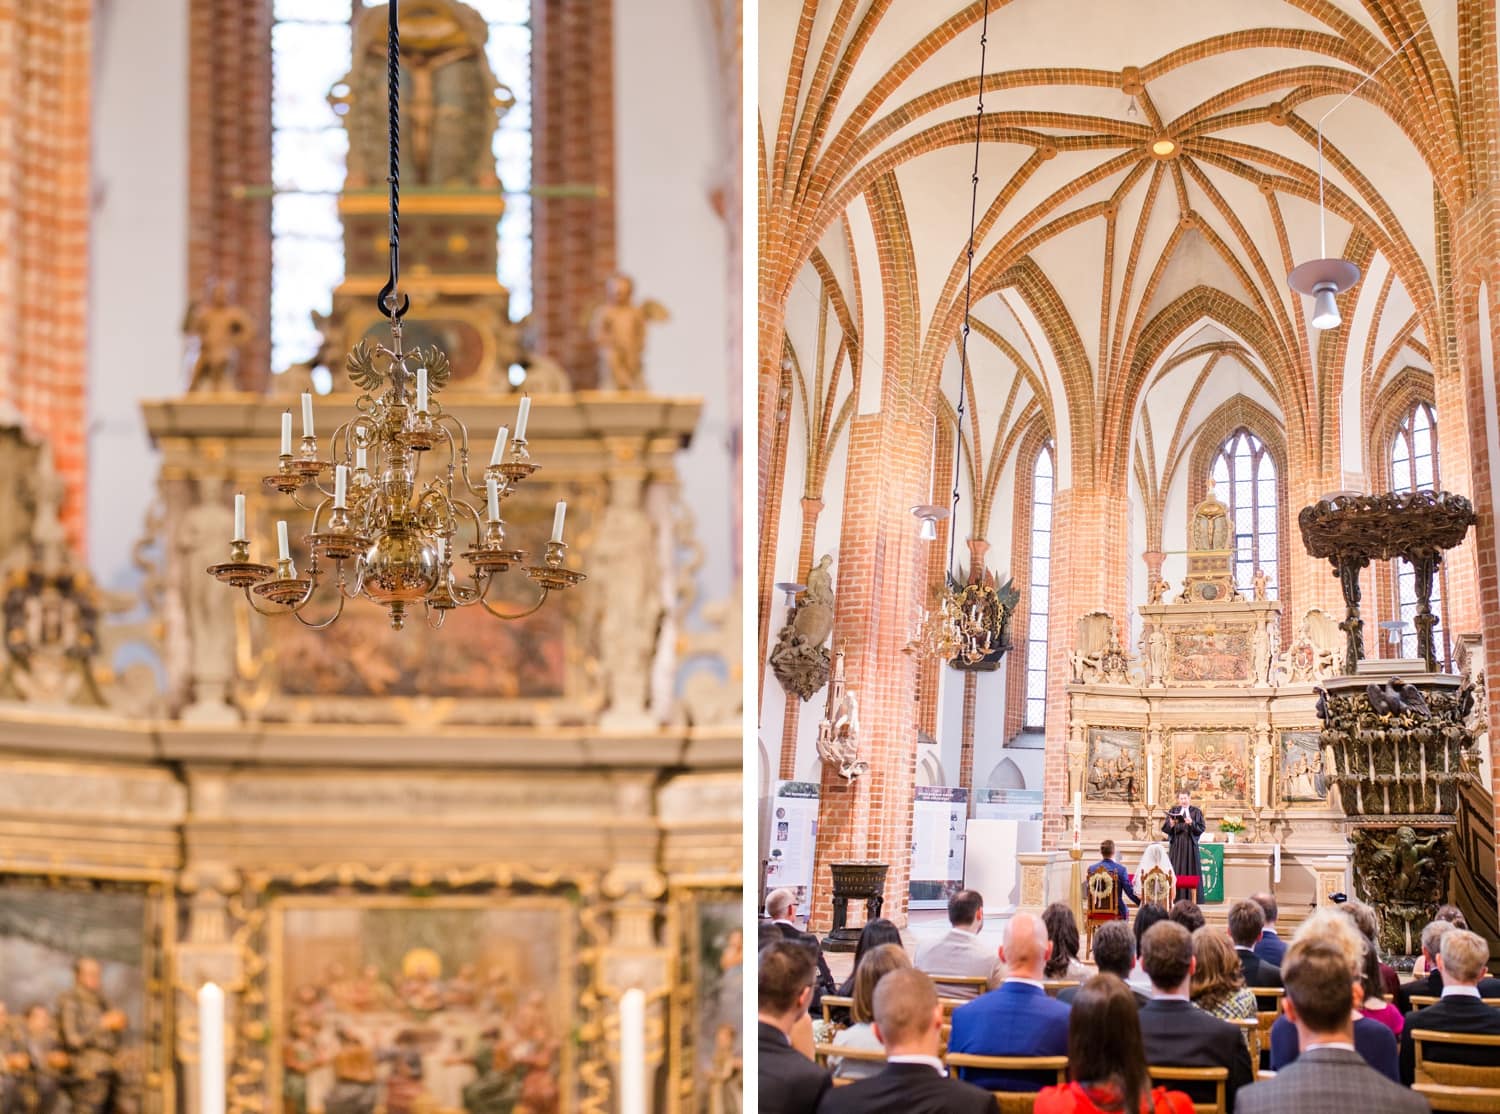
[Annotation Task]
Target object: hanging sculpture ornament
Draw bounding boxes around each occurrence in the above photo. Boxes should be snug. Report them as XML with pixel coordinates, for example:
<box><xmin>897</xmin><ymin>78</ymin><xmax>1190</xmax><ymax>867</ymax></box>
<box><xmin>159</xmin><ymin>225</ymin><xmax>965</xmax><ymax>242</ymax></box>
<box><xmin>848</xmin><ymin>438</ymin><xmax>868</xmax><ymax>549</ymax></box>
<box><xmin>815</xmin><ymin>649</ymin><xmax>866</xmax><ymax>782</ymax></box>
<box><xmin>205</xmin><ymin>0</ymin><xmax>583</xmax><ymax>631</ymax></box>
<box><xmin>769</xmin><ymin>555</ymin><xmax>835</xmax><ymax>700</ymax></box>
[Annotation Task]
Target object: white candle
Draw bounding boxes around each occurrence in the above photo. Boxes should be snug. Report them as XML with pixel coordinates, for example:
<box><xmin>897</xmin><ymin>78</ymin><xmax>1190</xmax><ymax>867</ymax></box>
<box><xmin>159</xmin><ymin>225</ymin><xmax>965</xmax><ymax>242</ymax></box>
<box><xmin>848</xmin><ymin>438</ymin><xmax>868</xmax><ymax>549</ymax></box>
<box><xmin>514</xmin><ymin>396</ymin><xmax>531</xmax><ymax>441</ymax></box>
<box><xmin>619</xmin><ymin>989</ymin><xmax>646</xmax><ymax>1114</ymax></box>
<box><xmin>416</xmin><ymin>366</ymin><xmax>428</xmax><ymax>414</ymax></box>
<box><xmin>489</xmin><ymin>425</ymin><xmax>509</xmax><ymax>467</ymax></box>
<box><xmin>1072</xmin><ymin>791</ymin><xmax>1081</xmax><ymax>835</ymax></box>
<box><xmin>301</xmin><ymin>393</ymin><xmax>314</xmax><ymax>438</ymax></box>
<box><xmin>233</xmin><ymin>494</ymin><xmax>246</xmax><ymax>543</ymax></box>
<box><xmin>356</xmin><ymin>444</ymin><xmax>367</xmax><ymax>471</ymax></box>
<box><xmin>1254</xmin><ymin>752</ymin><xmax>1263</xmax><ymax>808</ymax></box>
<box><xmin>551</xmin><ymin>501</ymin><xmax>567</xmax><ymax>544</ymax></box>
<box><xmin>281</xmin><ymin>412</ymin><xmax>293</xmax><ymax>456</ymax></box>
<box><xmin>1146</xmin><ymin>753</ymin><xmax>1156</xmax><ymax>807</ymax></box>
<box><xmin>486</xmin><ymin>475</ymin><xmax>499</xmax><ymax>522</ymax></box>
<box><xmin>276</xmin><ymin>521</ymin><xmax>290</xmax><ymax>562</ymax></box>
<box><xmin>198</xmin><ymin>982</ymin><xmax>225</xmax><ymax>1114</ymax></box>
<box><xmin>436</xmin><ymin>535</ymin><xmax>447</xmax><ymax>563</ymax></box>
<box><xmin>334</xmin><ymin>465</ymin><xmax>348</xmax><ymax>509</ymax></box>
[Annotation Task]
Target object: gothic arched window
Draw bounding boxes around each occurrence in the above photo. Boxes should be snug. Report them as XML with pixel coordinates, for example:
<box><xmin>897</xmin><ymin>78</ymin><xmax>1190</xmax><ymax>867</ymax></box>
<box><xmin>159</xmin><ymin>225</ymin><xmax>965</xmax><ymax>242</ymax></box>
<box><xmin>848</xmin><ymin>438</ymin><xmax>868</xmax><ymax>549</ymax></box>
<box><xmin>1390</xmin><ymin>401</ymin><xmax>1441</xmax><ymax>659</ymax></box>
<box><xmin>1024</xmin><ymin>442</ymin><xmax>1054</xmax><ymax>728</ymax></box>
<box><xmin>1210</xmin><ymin>428</ymin><xmax>1278</xmax><ymax>595</ymax></box>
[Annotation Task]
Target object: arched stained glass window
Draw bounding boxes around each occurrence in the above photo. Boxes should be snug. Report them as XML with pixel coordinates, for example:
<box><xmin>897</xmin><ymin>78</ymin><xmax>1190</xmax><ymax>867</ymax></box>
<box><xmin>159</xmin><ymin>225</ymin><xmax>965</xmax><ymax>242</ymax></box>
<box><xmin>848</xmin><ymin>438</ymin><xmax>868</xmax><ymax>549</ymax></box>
<box><xmin>1024</xmin><ymin>442</ymin><xmax>1054</xmax><ymax>728</ymax></box>
<box><xmin>1210</xmin><ymin>428</ymin><xmax>1277</xmax><ymax>595</ymax></box>
<box><xmin>1391</xmin><ymin>402</ymin><xmax>1441</xmax><ymax>659</ymax></box>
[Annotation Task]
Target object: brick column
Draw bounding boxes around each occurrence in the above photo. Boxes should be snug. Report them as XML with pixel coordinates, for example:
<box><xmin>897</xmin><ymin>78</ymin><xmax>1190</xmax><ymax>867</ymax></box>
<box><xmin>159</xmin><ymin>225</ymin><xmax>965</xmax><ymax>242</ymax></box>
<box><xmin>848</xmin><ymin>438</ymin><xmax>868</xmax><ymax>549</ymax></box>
<box><xmin>807</xmin><ymin>412</ymin><xmax>930</xmax><ymax>931</ymax></box>
<box><xmin>0</xmin><ymin>0</ymin><xmax>93</xmax><ymax>551</ymax></box>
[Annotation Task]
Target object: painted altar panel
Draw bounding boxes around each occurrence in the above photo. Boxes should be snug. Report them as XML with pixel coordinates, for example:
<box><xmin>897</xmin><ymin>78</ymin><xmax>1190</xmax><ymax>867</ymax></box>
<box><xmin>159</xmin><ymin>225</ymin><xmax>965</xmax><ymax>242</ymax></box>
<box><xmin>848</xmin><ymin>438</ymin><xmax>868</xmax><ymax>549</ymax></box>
<box><xmin>1085</xmin><ymin>728</ymin><xmax>1143</xmax><ymax>803</ymax></box>
<box><xmin>1167</xmin><ymin>731</ymin><xmax>1251</xmax><ymax>805</ymax></box>
<box><xmin>1279</xmin><ymin>730</ymin><xmax>1332</xmax><ymax>806</ymax></box>
<box><xmin>1167</xmin><ymin>627</ymin><xmax>1251</xmax><ymax>684</ymax></box>
<box><xmin>0</xmin><ymin>874</ymin><xmax>172</xmax><ymax>1114</ymax></box>
<box><xmin>668</xmin><ymin>891</ymin><xmax>741</xmax><ymax>1114</ymax></box>
<box><xmin>270</xmin><ymin>896</ymin><xmax>573</xmax><ymax>1114</ymax></box>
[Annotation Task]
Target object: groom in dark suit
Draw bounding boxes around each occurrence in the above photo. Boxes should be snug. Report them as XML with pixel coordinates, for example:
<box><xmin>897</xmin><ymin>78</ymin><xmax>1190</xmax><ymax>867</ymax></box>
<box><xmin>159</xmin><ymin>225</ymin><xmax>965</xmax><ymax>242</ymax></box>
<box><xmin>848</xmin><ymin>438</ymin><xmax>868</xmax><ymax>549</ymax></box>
<box><xmin>817</xmin><ymin>968</ymin><xmax>993</xmax><ymax>1114</ymax></box>
<box><xmin>1399</xmin><ymin>928</ymin><xmax>1500</xmax><ymax>1084</ymax></box>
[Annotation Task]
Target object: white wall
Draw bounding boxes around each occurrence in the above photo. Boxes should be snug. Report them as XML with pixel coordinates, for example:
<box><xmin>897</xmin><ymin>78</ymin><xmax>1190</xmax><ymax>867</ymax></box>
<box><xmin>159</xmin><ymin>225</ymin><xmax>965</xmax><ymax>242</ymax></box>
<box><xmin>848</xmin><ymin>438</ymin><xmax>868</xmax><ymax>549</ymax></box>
<box><xmin>88</xmin><ymin>0</ymin><xmax>189</xmax><ymax>588</ymax></box>
<box><xmin>614</xmin><ymin>0</ymin><xmax>735</xmax><ymax>615</ymax></box>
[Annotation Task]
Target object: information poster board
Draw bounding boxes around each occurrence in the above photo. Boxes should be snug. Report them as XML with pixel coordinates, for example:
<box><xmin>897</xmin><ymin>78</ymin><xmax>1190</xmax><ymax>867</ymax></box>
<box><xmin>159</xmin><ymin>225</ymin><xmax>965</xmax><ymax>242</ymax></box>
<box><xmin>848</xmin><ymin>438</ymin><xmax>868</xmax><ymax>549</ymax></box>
<box><xmin>909</xmin><ymin>786</ymin><xmax>968</xmax><ymax>909</ymax></box>
<box><xmin>973</xmin><ymin>787</ymin><xmax>1043</xmax><ymax>852</ymax></box>
<box><xmin>764</xmin><ymin>780</ymin><xmax>819</xmax><ymax>910</ymax></box>
<box><xmin>1199</xmin><ymin>841</ymin><xmax>1225</xmax><ymax>903</ymax></box>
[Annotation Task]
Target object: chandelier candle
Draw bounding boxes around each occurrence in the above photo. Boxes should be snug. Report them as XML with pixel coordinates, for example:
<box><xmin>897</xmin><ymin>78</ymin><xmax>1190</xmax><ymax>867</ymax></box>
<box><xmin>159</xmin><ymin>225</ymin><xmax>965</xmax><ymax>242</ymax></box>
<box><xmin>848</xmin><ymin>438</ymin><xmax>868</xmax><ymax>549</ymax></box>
<box><xmin>233</xmin><ymin>494</ymin><xmax>246</xmax><ymax>544</ymax></box>
<box><xmin>198</xmin><ymin>982</ymin><xmax>225</xmax><ymax>1114</ymax></box>
<box><xmin>551</xmin><ymin>502</ymin><xmax>566</xmax><ymax>544</ymax></box>
<box><xmin>203</xmin><ymin>0</ymin><xmax>583</xmax><ymax>630</ymax></box>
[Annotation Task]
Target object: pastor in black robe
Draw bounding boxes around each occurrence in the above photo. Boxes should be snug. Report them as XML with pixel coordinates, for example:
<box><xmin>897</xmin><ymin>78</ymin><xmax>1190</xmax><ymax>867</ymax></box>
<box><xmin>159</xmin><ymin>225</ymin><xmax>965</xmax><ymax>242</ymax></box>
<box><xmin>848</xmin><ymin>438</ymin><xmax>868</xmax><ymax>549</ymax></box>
<box><xmin>1162</xmin><ymin>804</ymin><xmax>1206</xmax><ymax>901</ymax></box>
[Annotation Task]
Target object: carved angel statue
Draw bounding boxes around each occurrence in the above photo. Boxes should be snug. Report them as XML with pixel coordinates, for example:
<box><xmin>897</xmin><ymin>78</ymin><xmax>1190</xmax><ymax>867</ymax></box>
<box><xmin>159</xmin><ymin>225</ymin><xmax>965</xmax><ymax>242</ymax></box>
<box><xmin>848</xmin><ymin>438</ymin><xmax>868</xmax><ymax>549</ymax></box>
<box><xmin>183</xmin><ymin>281</ymin><xmax>254</xmax><ymax>393</ymax></box>
<box><xmin>588</xmin><ymin>273</ymin><xmax>668</xmax><ymax>390</ymax></box>
<box><xmin>816</xmin><ymin>651</ymin><xmax>866</xmax><ymax>781</ymax></box>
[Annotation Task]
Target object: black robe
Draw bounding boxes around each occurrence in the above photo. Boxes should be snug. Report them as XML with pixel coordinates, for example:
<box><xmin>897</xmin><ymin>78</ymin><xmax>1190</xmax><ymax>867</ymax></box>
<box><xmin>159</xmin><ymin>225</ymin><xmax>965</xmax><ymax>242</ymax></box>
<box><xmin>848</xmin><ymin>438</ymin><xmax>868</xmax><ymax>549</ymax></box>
<box><xmin>1162</xmin><ymin>805</ymin><xmax>1205</xmax><ymax>895</ymax></box>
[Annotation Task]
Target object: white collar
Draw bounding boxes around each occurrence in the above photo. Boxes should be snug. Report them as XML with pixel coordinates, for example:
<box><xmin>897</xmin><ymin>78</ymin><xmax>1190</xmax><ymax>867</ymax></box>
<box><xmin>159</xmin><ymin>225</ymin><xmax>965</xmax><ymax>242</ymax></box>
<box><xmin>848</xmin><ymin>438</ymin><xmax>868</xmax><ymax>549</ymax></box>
<box><xmin>948</xmin><ymin>923</ymin><xmax>981</xmax><ymax>937</ymax></box>
<box><xmin>1263</xmin><ymin>928</ymin><xmax>1279</xmax><ymax>937</ymax></box>
<box><xmin>1004</xmin><ymin>977</ymin><xmax>1046</xmax><ymax>991</ymax></box>
<box><xmin>1152</xmin><ymin>991</ymin><xmax>1192</xmax><ymax>1003</ymax></box>
<box><xmin>1303</xmin><ymin>1041</ymin><xmax>1356</xmax><ymax>1054</ymax></box>
<box><xmin>1442</xmin><ymin>985</ymin><xmax>1482</xmax><ymax>998</ymax></box>
<box><xmin>887</xmin><ymin>1054</ymin><xmax>946</xmax><ymax>1075</ymax></box>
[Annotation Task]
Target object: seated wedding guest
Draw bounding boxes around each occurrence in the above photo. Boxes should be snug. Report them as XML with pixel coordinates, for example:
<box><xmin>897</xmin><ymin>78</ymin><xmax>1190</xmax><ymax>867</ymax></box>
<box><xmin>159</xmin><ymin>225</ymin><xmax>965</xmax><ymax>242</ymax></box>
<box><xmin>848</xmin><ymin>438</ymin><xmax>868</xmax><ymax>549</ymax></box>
<box><xmin>830</xmin><ymin>918</ymin><xmax>902</xmax><ymax>1024</ymax></box>
<box><xmin>1191</xmin><ymin>927</ymin><xmax>1257</xmax><ymax>1036</ymax></box>
<box><xmin>1060</xmin><ymin>921</ymin><xmax>1147</xmax><ymax>1006</ymax></box>
<box><xmin>1227</xmin><ymin>899</ymin><xmax>1281</xmax><ymax>990</ymax></box>
<box><xmin>1044</xmin><ymin>902</ymin><xmax>1091</xmax><ymax>981</ymax></box>
<box><xmin>914</xmin><ymin>890</ymin><xmax>997</xmax><ymax>999</ymax></box>
<box><xmin>829</xmin><ymin>944</ymin><xmax>909</xmax><ymax>1081</ymax></box>
<box><xmin>1035</xmin><ymin>975</ymin><xmax>1193</xmax><ymax>1114</ymax></box>
<box><xmin>1168</xmin><ymin>900</ymin><xmax>1205</xmax><ymax>933</ymax></box>
<box><xmin>1236</xmin><ymin>940</ymin><xmax>1426</xmax><ymax>1114</ymax></box>
<box><xmin>948</xmin><ymin>911</ymin><xmax>1072</xmax><ymax>1091</ymax></box>
<box><xmin>1248</xmin><ymin>892</ymin><xmax>1285</xmax><ymax>966</ymax></box>
<box><xmin>1399</xmin><ymin>927</ymin><xmax>1500</xmax><ymax>1084</ymax></box>
<box><xmin>1397</xmin><ymin>919</ymin><xmax>1500</xmax><ymax>1011</ymax></box>
<box><xmin>1136</xmin><ymin>921</ymin><xmax>1253</xmax><ymax>1113</ymax></box>
<box><xmin>1411</xmin><ymin>904</ymin><xmax>1468</xmax><ymax>978</ymax></box>
<box><xmin>766</xmin><ymin>888</ymin><xmax>837</xmax><ymax>1009</ymax></box>
<box><xmin>1088</xmin><ymin>839</ymin><xmax>1141</xmax><ymax>920</ymax></box>
<box><xmin>1267</xmin><ymin>909</ymin><xmax>1399</xmax><ymax>1081</ymax></box>
<box><xmin>1337</xmin><ymin>897</ymin><xmax>1400</xmax><ymax>999</ymax></box>
<box><xmin>758</xmin><ymin>941</ymin><xmax>829</xmax><ymax>1114</ymax></box>
<box><xmin>1355</xmin><ymin>939</ymin><xmax>1403</xmax><ymax>1038</ymax></box>
<box><xmin>1129</xmin><ymin>904</ymin><xmax>1170</xmax><ymax>996</ymax></box>
<box><xmin>816</xmin><ymin>968</ymin><xmax>993</xmax><ymax>1114</ymax></box>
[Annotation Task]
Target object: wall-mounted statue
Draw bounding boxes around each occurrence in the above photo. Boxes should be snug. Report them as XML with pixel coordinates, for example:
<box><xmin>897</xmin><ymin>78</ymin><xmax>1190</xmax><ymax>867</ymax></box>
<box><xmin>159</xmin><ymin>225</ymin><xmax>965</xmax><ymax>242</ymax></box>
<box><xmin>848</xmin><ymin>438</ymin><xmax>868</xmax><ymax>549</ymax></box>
<box><xmin>589</xmin><ymin>274</ymin><xmax>669</xmax><ymax>391</ymax></box>
<box><xmin>769</xmin><ymin>555</ymin><xmax>834</xmax><ymax>700</ymax></box>
<box><xmin>1250</xmin><ymin>620</ymin><xmax>1271</xmax><ymax>687</ymax></box>
<box><xmin>1144</xmin><ymin>625</ymin><xmax>1167</xmax><ymax>688</ymax></box>
<box><xmin>1069</xmin><ymin>612</ymin><xmax>1129</xmax><ymax>685</ymax></box>
<box><xmin>183</xmin><ymin>282</ymin><xmax>254</xmax><ymax>393</ymax></box>
<box><xmin>1251</xmin><ymin>567</ymin><xmax>1268</xmax><ymax>602</ymax></box>
<box><xmin>1192</xmin><ymin>494</ymin><xmax>1231</xmax><ymax>551</ymax></box>
<box><xmin>1274</xmin><ymin>608</ymin><xmax>1342</xmax><ymax>684</ymax></box>
<box><xmin>815</xmin><ymin>650</ymin><xmax>865</xmax><ymax>781</ymax></box>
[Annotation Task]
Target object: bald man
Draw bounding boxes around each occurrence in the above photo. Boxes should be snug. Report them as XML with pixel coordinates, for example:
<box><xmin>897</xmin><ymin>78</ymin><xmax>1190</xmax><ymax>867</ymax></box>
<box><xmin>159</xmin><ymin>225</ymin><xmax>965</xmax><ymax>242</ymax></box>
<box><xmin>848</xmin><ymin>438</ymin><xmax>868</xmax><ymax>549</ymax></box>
<box><xmin>945</xmin><ymin>912</ymin><xmax>1071</xmax><ymax>1091</ymax></box>
<box><xmin>816</xmin><ymin>969</ymin><xmax>993</xmax><ymax>1114</ymax></box>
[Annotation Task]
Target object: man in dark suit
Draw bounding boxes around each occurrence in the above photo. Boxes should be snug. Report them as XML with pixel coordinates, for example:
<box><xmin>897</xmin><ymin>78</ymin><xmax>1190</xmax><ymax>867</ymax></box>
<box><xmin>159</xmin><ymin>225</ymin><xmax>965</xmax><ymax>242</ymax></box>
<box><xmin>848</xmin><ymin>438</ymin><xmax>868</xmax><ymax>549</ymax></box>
<box><xmin>1249</xmin><ymin>892</ymin><xmax>1286</xmax><ymax>967</ymax></box>
<box><xmin>1059</xmin><ymin>921</ymin><xmax>1147</xmax><ymax>1006</ymax></box>
<box><xmin>758</xmin><ymin>940</ymin><xmax>829</xmax><ymax>1114</ymax></box>
<box><xmin>1136</xmin><ymin>920</ymin><xmax>1253</xmax><ymax>1112</ymax></box>
<box><xmin>1396</xmin><ymin>919</ymin><xmax>1500</xmax><ymax>1012</ymax></box>
<box><xmin>1399</xmin><ymin>927</ymin><xmax>1500</xmax><ymax>1083</ymax></box>
<box><xmin>1237</xmin><ymin>939</ymin><xmax>1426</xmax><ymax>1114</ymax></box>
<box><xmin>817</xmin><ymin>968</ymin><xmax>993</xmax><ymax>1114</ymax></box>
<box><xmin>1087</xmin><ymin>839</ymin><xmax>1140</xmax><ymax>919</ymax></box>
<box><xmin>947</xmin><ymin>910</ymin><xmax>1071</xmax><ymax>1091</ymax></box>
<box><xmin>766</xmin><ymin>887</ymin><xmax>837</xmax><ymax>1009</ymax></box>
<box><xmin>1228</xmin><ymin>898</ymin><xmax>1283</xmax><ymax>989</ymax></box>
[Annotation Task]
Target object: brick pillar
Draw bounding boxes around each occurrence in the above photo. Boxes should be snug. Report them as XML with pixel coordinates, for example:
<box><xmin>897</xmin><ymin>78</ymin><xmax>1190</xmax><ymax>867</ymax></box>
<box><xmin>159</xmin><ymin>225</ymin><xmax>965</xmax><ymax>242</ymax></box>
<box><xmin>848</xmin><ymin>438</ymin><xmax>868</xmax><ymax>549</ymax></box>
<box><xmin>808</xmin><ymin>412</ymin><xmax>930</xmax><ymax>931</ymax></box>
<box><xmin>188</xmin><ymin>0</ymin><xmax>271</xmax><ymax>390</ymax></box>
<box><xmin>0</xmin><ymin>0</ymin><xmax>92</xmax><ymax>552</ymax></box>
<box><xmin>532</xmin><ymin>0</ymin><xmax>616</xmax><ymax>385</ymax></box>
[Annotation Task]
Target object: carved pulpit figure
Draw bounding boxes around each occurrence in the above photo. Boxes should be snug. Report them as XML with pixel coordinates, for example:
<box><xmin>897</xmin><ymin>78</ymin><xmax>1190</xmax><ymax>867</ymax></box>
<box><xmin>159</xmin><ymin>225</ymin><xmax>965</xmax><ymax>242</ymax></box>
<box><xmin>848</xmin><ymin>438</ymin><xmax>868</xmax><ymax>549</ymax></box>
<box><xmin>183</xmin><ymin>282</ymin><xmax>254</xmax><ymax>393</ymax></box>
<box><xmin>589</xmin><ymin>274</ymin><xmax>668</xmax><ymax>390</ymax></box>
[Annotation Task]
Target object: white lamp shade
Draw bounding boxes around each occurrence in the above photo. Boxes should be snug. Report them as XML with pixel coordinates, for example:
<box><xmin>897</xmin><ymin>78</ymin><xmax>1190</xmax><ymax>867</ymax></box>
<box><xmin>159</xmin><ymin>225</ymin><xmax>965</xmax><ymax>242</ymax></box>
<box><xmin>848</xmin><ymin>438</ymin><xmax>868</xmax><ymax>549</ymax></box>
<box><xmin>918</xmin><ymin>516</ymin><xmax>938</xmax><ymax>542</ymax></box>
<box><xmin>1311</xmin><ymin>287</ymin><xmax>1341</xmax><ymax>330</ymax></box>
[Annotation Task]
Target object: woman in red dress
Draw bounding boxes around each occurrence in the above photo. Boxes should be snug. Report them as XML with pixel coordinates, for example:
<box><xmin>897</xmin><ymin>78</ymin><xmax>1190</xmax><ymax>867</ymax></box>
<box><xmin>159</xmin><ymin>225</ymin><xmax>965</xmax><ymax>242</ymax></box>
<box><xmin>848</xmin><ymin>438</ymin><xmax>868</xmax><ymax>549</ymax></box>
<box><xmin>1035</xmin><ymin>975</ymin><xmax>1194</xmax><ymax>1114</ymax></box>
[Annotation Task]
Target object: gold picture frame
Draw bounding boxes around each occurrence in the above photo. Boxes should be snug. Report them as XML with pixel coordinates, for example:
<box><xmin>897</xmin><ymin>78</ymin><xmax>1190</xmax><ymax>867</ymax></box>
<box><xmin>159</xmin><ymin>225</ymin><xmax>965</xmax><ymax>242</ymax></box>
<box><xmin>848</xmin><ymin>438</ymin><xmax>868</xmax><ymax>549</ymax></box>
<box><xmin>665</xmin><ymin>887</ymin><xmax>741</xmax><ymax>1114</ymax></box>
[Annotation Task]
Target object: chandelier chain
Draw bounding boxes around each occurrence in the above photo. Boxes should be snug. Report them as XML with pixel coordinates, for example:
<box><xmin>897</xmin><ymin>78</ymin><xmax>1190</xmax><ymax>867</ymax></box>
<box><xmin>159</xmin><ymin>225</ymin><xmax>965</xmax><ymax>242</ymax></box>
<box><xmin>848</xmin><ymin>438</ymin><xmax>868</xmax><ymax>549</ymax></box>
<box><xmin>948</xmin><ymin>0</ymin><xmax>989</xmax><ymax>580</ymax></box>
<box><xmin>379</xmin><ymin>0</ymin><xmax>410</xmax><ymax>321</ymax></box>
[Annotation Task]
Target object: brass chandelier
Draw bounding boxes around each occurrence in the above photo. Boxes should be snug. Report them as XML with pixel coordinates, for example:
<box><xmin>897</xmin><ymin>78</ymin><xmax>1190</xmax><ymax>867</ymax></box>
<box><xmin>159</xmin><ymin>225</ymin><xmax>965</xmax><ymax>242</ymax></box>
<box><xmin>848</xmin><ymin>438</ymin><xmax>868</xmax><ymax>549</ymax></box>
<box><xmin>904</xmin><ymin>0</ymin><xmax>1003</xmax><ymax>668</ymax></box>
<box><xmin>207</xmin><ymin>0</ymin><xmax>584</xmax><ymax>631</ymax></box>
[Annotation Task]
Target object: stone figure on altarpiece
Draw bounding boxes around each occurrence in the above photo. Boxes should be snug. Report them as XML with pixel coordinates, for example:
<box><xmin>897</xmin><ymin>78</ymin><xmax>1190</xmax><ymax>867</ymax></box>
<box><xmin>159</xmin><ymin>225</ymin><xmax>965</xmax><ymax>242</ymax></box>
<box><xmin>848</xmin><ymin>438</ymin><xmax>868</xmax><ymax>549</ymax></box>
<box><xmin>1191</xmin><ymin>496</ymin><xmax>1231</xmax><ymax>551</ymax></box>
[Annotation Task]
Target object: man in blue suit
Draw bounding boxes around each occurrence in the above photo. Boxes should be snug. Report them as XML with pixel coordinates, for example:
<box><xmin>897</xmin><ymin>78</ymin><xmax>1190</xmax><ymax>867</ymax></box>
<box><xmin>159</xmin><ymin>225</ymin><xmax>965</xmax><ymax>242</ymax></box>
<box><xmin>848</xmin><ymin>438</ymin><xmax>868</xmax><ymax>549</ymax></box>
<box><xmin>1088</xmin><ymin>838</ymin><xmax>1140</xmax><ymax>919</ymax></box>
<box><xmin>1250</xmin><ymin>891</ymin><xmax>1286</xmax><ymax>966</ymax></box>
<box><xmin>947</xmin><ymin>911</ymin><xmax>1070</xmax><ymax>1091</ymax></box>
